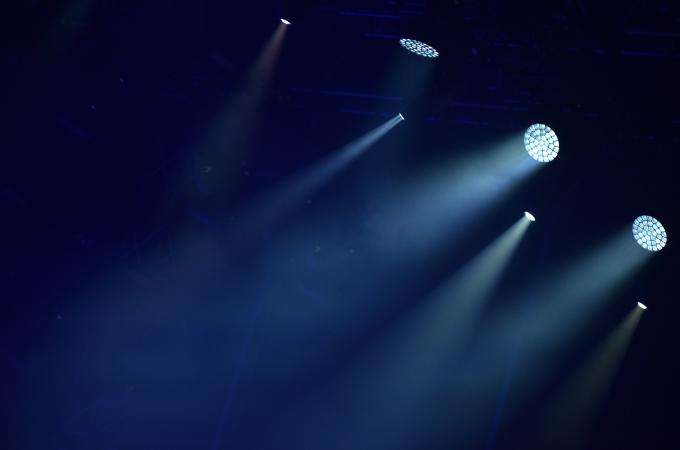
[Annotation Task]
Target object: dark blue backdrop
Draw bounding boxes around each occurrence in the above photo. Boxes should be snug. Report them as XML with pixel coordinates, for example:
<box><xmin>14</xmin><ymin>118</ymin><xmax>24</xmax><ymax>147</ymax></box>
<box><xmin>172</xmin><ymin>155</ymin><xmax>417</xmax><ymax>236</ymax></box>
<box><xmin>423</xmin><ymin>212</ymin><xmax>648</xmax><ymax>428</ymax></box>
<box><xmin>3</xmin><ymin>1</ymin><xmax>679</xmax><ymax>450</ymax></box>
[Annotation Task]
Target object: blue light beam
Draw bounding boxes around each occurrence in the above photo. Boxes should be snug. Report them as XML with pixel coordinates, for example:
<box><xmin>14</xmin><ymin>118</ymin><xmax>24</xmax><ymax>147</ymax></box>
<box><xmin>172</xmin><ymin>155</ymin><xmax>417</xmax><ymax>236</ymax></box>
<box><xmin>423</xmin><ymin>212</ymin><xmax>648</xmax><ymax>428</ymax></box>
<box><xmin>539</xmin><ymin>304</ymin><xmax>644</xmax><ymax>448</ymax></box>
<box><xmin>236</xmin><ymin>114</ymin><xmax>404</xmax><ymax>237</ymax></box>
<box><xmin>373</xmin><ymin>133</ymin><xmax>541</xmax><ymax>261</ymax></box>
<box><xmin>269</xmin><ymin>216</ymin><xmax>532</xmax><ymax>450</ymax></box>
<box><xmin>461</xmin><ymin>229</ymin><xmax>652</xmax><ymax>431</ymax></box>
<box><xmin>187</xmin><ymin>22</ymin><xmax>289</xmax><ymax>192</ymax></box>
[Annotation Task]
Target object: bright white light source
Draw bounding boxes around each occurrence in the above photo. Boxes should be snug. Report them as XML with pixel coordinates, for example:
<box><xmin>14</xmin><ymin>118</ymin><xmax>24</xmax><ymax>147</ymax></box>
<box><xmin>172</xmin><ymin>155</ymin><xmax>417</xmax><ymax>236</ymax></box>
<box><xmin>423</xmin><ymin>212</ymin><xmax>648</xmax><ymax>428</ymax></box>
<box><xmin>399</xmin><ymin>38</ymin><xmax>439</xmax><ymax>58</ymax></box>
<box><xmin>398</xmin><ymin>113</ymin><xmax>405</xmax><ymax>121</ymax></box>
<box><xmin>524</xmin><ymin>124</ymin><xmax>559</xmax><ymax>162</ymax></box>
<box><xmin>632</xmin><ymin>215</ymin><xmax>667</xmax><ymax>252</ymax></box>
<box><xmin>524</xmin><ymin>211</ymin><xmax>536</xmax><ymax>222</ymax></box>
<box><xmin>637</xmin><ymin>302</ymin><xmax>647</xmax><ymax>310</ymax></box>
<box><xmin>280</xmin><ymin>18</ymin><xmax>291</xmax><ymax>25</ymax></box>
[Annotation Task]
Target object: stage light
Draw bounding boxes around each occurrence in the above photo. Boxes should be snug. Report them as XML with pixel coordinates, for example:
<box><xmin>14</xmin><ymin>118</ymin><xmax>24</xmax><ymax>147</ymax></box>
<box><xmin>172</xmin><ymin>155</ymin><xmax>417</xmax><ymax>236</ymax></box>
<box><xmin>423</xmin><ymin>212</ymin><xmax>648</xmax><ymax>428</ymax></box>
<box><xmin>632</xmin><ymin>215</ymin><xmax>667</xmax><ymax>252</ymax></box>
<box><xmin>398</xmin><ymin>113</ymin><xmax>405</xmax><ymax>121</ymax></box>
<box><xmin>524</xmin><ymin>124</ymin><xmax>559</xmax><ymax>162</ymax></box>
<box><xmin>524</xmin><ymin>211</ymin><xmax>536</xmax><ymax>222</ymax></box>
<box><xmin>637</xmin><ymin>302</ymin><xmax>647</xmax><ymax>310</ymax></box>
<box><xmin>399</xmin><ymin>38</ymin><xmax>439</xmax><ymax>58</ymax></box>
<box><xmin>280</xmin><ymin>18</ymin><xmax>291</xmax><ymax>25</ymax></box>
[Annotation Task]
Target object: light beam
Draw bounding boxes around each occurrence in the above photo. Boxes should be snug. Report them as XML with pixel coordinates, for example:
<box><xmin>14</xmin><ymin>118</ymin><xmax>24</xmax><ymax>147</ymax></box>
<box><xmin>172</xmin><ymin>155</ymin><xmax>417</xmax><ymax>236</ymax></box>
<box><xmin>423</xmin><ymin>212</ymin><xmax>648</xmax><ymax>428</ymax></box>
<box><xmin>269</xmin><ymin>216</ymin><xmax>532</xmax><ymax>450</ymax></box>
<box><xmin>187</xmin><ymin>22</ymin><xmax>289</xmax><ymax>195</ymax></box>
<box><xmin>457</xmin><ymin>228</ymin><xmax>653</xmax><ymax>442</ymax></box>
<box><xmin>373</xmin><ymin>132</ymin><xmax>541</xmax><ymax>261</ymax></box>
<box><xmin>416</xmin><ymin>214</ymin><xmax>533</xmax><ymax>350</ymax></box>
<box><xmin>487</xmin><ymin>228</ymin><xmax>651</xmax><ymax>355</ymax></box>
<box><xmin>539</xmin><ymin>304</ymin><xmax>644</xmax><ymax>448</ymax></box>
<box><xmin>233</xmin><ymin>114</ymin><xmax>404</xmax><ymax>240</ymax></box>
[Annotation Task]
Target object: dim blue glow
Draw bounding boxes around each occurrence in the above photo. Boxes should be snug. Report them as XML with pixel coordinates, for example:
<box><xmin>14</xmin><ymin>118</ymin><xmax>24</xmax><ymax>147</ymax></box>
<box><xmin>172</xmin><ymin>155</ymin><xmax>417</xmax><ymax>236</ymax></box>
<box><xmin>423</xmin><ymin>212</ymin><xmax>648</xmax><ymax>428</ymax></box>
<box><xmin>632</xmin><ymin>215</ymin><xmax>667</xmax><ymax>252</ymax></box>
<box><xmin>524</xmin><ymin>124</ymin><xmax>559</xmax><ymax>162</ymax></box>
<box><xmin>524</xmin><ymin>211</ymin><xmax>536</xmax><ymax>222</ymax></box>
<box><xmin>399</xmin><ymin>38</ymin><xmax>439</xmax><ymax>58</ymax></box>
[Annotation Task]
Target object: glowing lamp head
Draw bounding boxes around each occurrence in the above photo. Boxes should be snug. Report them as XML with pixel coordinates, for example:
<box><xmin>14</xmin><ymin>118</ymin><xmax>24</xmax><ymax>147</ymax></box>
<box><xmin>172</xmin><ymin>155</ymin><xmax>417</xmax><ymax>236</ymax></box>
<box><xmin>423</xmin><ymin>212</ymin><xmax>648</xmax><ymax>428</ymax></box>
<box><xmin>637</xmin><ymin>302</ymin><xmax>647</xmax><ymax>310</ymax></box>
<box><xmin>524</xmin><ymin>211</ymin><xmax>536</xmax><ymax>222</ymax></box>
<box><xmin>524</xmin><ymin>124</ymin><xmax>559</xmax><ymax>162</ymax></box>
<box><xmin>399</xmin><ymin>38</ymin><xmax>439</xmax><ymax>58</ymax></box>
<box><xmin>632</xmin><ymin>215</ymin><xmax>667</xmax><ymax>252</ymax></box>
<box><xmin>398</xmin><ymin>113</ymin><xmax>405</xmax><ymax>121</ymax></box>
<box><xmin>280</xmin><ymin>18</ymin><xmax>291</xmax><ymax>25</ymax></box>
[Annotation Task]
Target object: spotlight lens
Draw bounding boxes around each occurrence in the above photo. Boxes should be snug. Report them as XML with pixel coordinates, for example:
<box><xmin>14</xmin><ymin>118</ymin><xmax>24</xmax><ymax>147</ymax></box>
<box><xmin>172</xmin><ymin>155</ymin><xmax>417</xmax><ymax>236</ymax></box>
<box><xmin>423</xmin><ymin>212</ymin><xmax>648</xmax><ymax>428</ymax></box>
<box><xmin>398</xmin><ymin>113</ymin><xmax>405</xmax><ymax>121</ymax></box>
<box><xmin>632</xmin><ymin>215</ymin><xmax>667</xmax><ymax>252</ymax></box>
<box><xmin>637</xmin><ymin>302</ymin><xmax>647</xmax><ymax>310</ymax></box>
<box><xmin>524</xmin><ymin>124</ymin><xmax>559</xmax><ymax>162</ymax></box>
<box><xmin>524</xmin><ymin>211</ymin><xmax>536</xmax><ymax>222</ymax></box>
<box><xmin>399</xmin><ymin>38</ymin><xmax>439</xmax><ymax>58</ymax></box>
<box><xmin>281</xmin><ymin>18</ymin><xmax>291</xmax><ymax>25</ymax></box>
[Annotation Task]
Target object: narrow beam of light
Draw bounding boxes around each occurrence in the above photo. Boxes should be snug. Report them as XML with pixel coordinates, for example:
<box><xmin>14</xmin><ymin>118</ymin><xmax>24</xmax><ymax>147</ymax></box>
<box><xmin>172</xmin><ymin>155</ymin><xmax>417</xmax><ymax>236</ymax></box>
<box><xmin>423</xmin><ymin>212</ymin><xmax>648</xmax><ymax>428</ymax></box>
<box><xmin>187</xmin><ymin>22</ymin><xmax>289</xmax><ymax>191</ymax></box>
<box><xmin>244</xmin><ymin>22</ymin><xmax>288</xmax><ymax>99</ymax></box>
<box><xmin>270</xmin><ymin>217</ymin><xmax>532</xmax><ymax>450</ymax></box>
<box><xmin>275</xmin><ymin>114</ymin><xmax>404</xmax><ymax>201</ymax></box>
<box><xmin>210</xmin><ymin>21</ymin><xmax>288</xmax><ymax>137</ymax></box>
<box><xmin>233</xmin><ymin>114</ymin><xmax>404</xmax><ymax>241</ymax></box>
<box><xmin>414</xmin><ymin>215</ymin><xmax>532</xmax><ymax>354</ymax></box>
<box><xmin>539</xmin><ymin>305</ymin><xmax>644</xmax><ymax>448</ymax></box>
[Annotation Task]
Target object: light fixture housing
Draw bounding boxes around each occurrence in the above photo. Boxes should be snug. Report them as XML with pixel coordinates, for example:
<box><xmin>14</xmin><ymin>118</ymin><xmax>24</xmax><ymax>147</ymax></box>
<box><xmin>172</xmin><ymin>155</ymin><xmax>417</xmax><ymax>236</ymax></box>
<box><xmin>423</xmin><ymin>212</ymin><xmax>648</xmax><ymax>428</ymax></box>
<box><xmin>524</xmin><ymin>211</ymin><xmax>536</xmax><ymax>222</ymax></box>
<box><xmin>399</xmin><ymin>38</ymin><xmax>439</xmax><ymax>58</ymax></box>
<box><xmin>524</xmin><ymin>124</ymin><xmax>559</xmax><ymax>162</ymax></box>
<box><xmin>280</xmin><ymin>18</ymin><xmax>291</xmax><ymax>25</ymax></box>
<box><xmin>637</xmin><ymin>302</ymin><xmax>647</xmax><ymax>310</ymax></box>
<box><xmin>398</xmin><ymin>113</ymin><xmax>405</xmax><ymax>121</ymax></box>
<box><xmin>632</xmin><ymin>215</ymin><xmax>667</xmax><ymax>252</ymax></box>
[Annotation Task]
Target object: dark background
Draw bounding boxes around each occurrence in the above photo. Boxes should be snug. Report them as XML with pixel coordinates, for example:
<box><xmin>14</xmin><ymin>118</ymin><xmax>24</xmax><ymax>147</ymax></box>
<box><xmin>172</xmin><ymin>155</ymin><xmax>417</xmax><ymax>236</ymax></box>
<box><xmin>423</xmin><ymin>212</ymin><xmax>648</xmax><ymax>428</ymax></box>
<box><xmin>2</xmin><ymin>1</ymin><xmax>679</xmax><ymax>449</ymax></box>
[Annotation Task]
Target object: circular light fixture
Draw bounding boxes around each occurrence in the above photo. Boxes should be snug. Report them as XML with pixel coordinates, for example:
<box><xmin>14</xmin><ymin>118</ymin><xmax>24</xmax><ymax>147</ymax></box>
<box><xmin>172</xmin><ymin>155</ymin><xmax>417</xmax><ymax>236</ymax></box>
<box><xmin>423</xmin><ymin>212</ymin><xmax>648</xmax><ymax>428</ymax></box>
<box><xmin>524</xmin><ymin>211</ymin><xmax>536</xmax><ymax>222</ymax></box>
<box><xmin>632</xmin><ymin>215</ymin><xmax>667</xmax><ymax>252</ymax></box>
<box><xmin>399</xmin><ymin>38</ymin><xmax>439</xmax><ymax>58</ymax></box>
<box><xmin>637</xmin><ymin>302</ymin><xmax>648</xmax><ymax>310</ymax></box>
<box><xmin>280</xmin><ymin>18</ymin><xmax>291</xmax><ymax>25</ymax></box>
<box><xmin>524</xmin><ymin>124</ymin><xmax>559</xmax><ymax>162</ymax></box>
